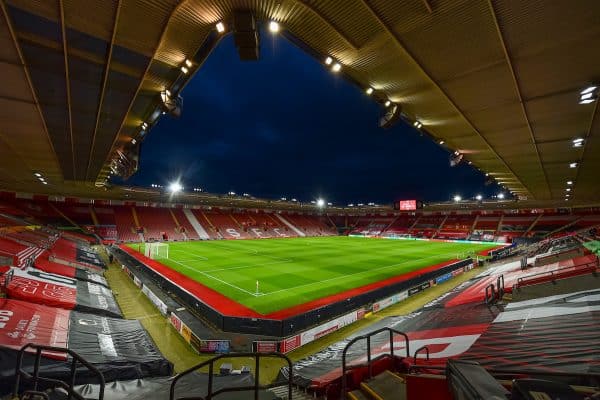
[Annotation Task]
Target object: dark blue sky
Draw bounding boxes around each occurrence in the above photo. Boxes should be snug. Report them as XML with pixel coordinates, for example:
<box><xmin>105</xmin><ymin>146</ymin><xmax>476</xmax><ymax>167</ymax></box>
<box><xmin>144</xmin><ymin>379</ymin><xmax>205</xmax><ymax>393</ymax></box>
<box><xmin>128</xmin><ymin>32</ymin><xmax>502</xmax><ymax>205</ymax></box>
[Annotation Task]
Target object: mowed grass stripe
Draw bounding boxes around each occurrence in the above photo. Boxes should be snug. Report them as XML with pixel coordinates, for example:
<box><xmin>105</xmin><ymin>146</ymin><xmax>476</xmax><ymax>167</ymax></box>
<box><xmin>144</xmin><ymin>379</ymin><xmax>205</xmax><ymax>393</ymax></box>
<box><xmin>129</xmin><ymin>237</ymin><xmax>495</xmax><ymax>314</ymax></box>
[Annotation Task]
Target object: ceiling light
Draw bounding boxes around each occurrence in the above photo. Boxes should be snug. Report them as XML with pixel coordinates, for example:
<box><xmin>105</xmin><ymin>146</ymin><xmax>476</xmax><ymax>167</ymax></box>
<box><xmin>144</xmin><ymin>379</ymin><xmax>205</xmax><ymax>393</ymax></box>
<box><xmin>581</xmin><ymin>86</ymin><xmax>597</xmax><ymax>95</ymax></box>
<box><xmin>180</xmin><ymin>66</ymin><xmax>189</xmax><ymax>74</ymax></box>
<box><xmin>569</xmin><ymin>162</ymin><xmax>578</xmax><ymax>168</ymax></box>
<box><xmin>216</xmin><ymin>22</ymin><xmax>225</xmax><ymax>33</ymax></box>
<box><xmin>567</xmin><ymin>181</ymin><xmax>573</xmax><ymax>185</ymax></box>
<box><xmin>268</xmin><ymin>21</ymin><xmax>280</xmax><ymax>33</ymax></box>
<box><xmin>579</xmin><ymin>99</ymin><xmax>595</xmax><ymax>104</ymax></box>
<box><xmin>384</xmin><ymin>100</ymin><xmax>391</xmax><ymax>107</ymax></box>
<box><xmin>580</xmin><ymin>92</ymin><xmax>594</xmax><ymax>100</ymax></box>
<box><xmin>331</xmin><ymin>63</ymin><xmax>341</xmax><ymax>72</ymax></box>
<box><xmin>184</xmin><ymin>59</ymin><xmax>192</xmax><ymax>68</ymax></box>
<box><xmin>365</xmin><ymin>87</ymin><xmax>373</xmax><ymax>95</ymax></box>
<box><xmin>324</xmin><ymin>56</ymin><xmax>333</xmax><ymax>65</ymax></box>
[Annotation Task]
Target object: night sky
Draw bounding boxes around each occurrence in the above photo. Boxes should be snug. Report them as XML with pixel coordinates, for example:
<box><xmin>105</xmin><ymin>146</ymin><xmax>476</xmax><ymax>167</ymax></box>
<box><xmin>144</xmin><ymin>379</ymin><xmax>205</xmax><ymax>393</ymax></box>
<box><xmin>128</xmin><ymin>31</ymin><xmax>504</xmax><ymax>206</ymax></box>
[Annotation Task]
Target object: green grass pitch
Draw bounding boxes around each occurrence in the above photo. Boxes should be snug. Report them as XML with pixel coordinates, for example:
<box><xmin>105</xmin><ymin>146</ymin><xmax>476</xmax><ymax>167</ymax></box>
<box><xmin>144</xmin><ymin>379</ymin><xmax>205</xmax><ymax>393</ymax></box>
<box><xmin>129</xmin><ymin>237</ymin><xmax>496</xmax><ymax>314</ymax></box>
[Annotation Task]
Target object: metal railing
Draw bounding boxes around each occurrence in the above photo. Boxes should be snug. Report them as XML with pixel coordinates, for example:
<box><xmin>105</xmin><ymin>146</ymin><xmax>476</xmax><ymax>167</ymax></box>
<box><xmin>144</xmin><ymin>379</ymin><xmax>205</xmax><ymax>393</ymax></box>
<box><xmin>169</xmin><ymin>352</ymin><xmax>292</xmax><ymax>400</ymax></box>
<box><xmin>341</xmin><ymin>327</ymin><xmax>409</xmax><ymax>395</ymax></box>
<box><xmin>13</xmin><ymin>344</ymin><xmax>105</xmax><ymax>400</ymax></box>
<box><xmin>413</xmin><ymin>346</ymin><xmax>430</xmax><ymax>365</ymax></box>
<box><xmin>515</xmin><ymin>261</ymin><xmax>599</xmax><ymax>290</ymax></box>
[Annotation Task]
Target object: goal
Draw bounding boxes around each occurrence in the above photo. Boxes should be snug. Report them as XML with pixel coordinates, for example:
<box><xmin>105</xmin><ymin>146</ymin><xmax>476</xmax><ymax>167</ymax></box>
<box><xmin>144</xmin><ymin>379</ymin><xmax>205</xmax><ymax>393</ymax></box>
<box><xmin>144</xmin><ymin>242</ymin><xmax>169</xmax><ymax>260</ymax></box>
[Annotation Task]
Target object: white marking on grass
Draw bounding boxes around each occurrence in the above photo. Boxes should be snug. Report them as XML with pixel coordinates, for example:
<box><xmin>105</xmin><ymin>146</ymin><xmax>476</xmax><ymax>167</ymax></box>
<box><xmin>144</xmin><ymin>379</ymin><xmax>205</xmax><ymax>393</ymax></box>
<box><xmin>260</xmin><ymin>250</ymin><xmax>465</xmax><ymax>297</ymax></box>
<box><xmin>170</xmin><ymin>248</ymin><xmax>209</xmax><ymax>261</ymax></box>
<box><xmin>167</xmin><ymin>258</ymin><xmax>257</xmax><ymax>296</ymax></box>
<box><xmin>208</xmin><ymin>242</ymin><xmax>293</xmax><ymax>262</ymax></box>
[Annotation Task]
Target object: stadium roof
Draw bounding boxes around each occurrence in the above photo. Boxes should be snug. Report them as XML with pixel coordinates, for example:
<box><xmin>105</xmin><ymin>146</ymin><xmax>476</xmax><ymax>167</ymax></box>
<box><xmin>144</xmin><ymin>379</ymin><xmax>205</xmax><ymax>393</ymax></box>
<box><xmin>1</xmin><ymin>0</ymin><xmax>599</xmax><ymax>205</ymax></box>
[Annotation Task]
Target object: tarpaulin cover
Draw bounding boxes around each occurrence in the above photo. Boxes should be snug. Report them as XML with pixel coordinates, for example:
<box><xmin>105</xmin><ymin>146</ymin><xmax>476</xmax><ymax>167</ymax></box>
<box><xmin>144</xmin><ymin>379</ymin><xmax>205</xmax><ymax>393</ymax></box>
<box><xmin>6</xmin><ymin>268</ymin><xmax>121</xmax><ymax>318</ymax></box>
<box><xmin>0</xmin><ymin>299</ymin><xmax>173</xmax><ymax>395</ymax></box>
<box><xmin>35</xmin><ymin>255</ymin><xmax>108</xmax><ymax>287</ymax></box>
<box><xmin>76</xmin><ymin>247</ymin><xmax>105</xmax><ymax>268</ymax></box>
<box><xmin>45</xmin><ymin>373</ymin><xmax>280</xmax><ymax>400</ymax></box>
<box><xmin>283</xmin><ymin>302</ymin><xmax>501</xmax><ymax>388</ymax></box>
<box><xmin>462</xmin><ymin>288</ymin><xmax>600</xmax><ymax>374</ymax></box>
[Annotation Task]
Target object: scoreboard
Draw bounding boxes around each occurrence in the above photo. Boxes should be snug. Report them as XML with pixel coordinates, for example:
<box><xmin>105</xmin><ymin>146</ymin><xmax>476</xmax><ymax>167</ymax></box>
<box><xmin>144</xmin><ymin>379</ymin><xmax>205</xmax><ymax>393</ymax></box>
<box><xmin>394</xmin><ymin>200</ymin><xmax>422</xmax><ymax>211</ymax></box>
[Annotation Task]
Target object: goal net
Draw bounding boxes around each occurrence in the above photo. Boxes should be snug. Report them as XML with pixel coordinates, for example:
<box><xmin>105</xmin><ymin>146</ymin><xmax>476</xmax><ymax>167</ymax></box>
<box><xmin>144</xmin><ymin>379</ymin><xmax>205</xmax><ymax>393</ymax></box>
<box><xmin>144</xmin><ymin>242</ymin><xmax>169</xmax><ymax>260</ymax></box>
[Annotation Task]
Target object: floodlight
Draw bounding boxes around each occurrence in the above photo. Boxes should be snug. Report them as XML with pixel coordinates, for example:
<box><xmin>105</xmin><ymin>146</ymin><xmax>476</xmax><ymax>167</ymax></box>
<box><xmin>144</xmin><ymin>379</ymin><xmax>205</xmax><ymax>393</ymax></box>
<box><xmin>497</xmin><ymin>193</ymin><xmax>505</xmax><ymax>199</ymax></box>
<box><xmin>169</xmin><ymin>182</ymin><xmax>183</xmax><ymax>193</ymax></box>
<box><xmin>141</xmin><ymin>122</ymin><xmax>148</xmax><ymax>130</ymax></box>
<box><xmin>384</xmin><ymin>100</ymin><xmax>391</xmax><ymax>107</ymax></box>
<box><xmin>131</xmin><ymin>138</ymin><xmax>137</xmax><ymax>145</ymax></box>
<box><xmin>184</xmin><ymin>59</ymin><xmax>192</xmax><ymax>68</ymax></box>
<box><xmin>365</xmin><ymin>87</ymin><xmax>374</xmax><ymax>95</ymax></box>
<box><xmin>439</xmin><ymin>140</ymin><xmax>445</xmax><ymax>145</ymax></box>
<box><xmin>268</xmin><ymin>21</ymin><xmax>280</xmax><ymax>33</ymax></box>
<box><xmin>453</xmin><ymin>195</ymin><xmax>462</xmax><ymax>202</ymax></box>
<box><xmin>324</xmin><ymin>56</ymin><xmax>333</xmax><ymax>65</ymax></box>
<box><xmin>316</xmin><ymin>198</ymin><xmax>325</xmax><ymax>207</ymax></box>
<box><xmin>42</xmin><ymin>181</ymin><xmax>48</xmax><ymax>185</ymax></box>
<box><xmin>331</xmin><ymin>63</ymin><xmax>341</xmax><ymax>72</ymax></box>
<box><xmin>566</xmin><ymin>188</ymin><xmax>571</xmax><ymax>192</ymax></box>
<box><xmin>34</xmin><ymin>173</ymin><xmax>41</xmax><ymax>177</ymax></box>
<box><xmin>476</xmin><ymin>194</ymin><xmax>483</xmax><ymax>201</ymax></box>
<box><xmin>570</xmin><ymin>162</ymin><xmax>578</xmax><ymax>168</ymax></box>
<box><xmin>180</xmin><ymin>66</ymin><xmax>189</xmax><ymax>74</ymax></box>
<box><xmin>567</xmin><ymin>181</ymin><xmax>573</xmax><ymax>185</ymax></box>
<box><xmin>216</xmin><ymin>22</ymin><xmax>225</xmax><ymax>33</ymax></box>
<box><xmin>579</xmin><ymin>99</ymin><xmax>595</xmax><ymax>104</ymax></box>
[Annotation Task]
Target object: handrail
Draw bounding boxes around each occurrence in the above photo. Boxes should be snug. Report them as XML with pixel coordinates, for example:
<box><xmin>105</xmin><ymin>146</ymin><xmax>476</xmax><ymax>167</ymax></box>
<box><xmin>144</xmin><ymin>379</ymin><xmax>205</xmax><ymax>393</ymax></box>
<box><xmin>169</xmin><ymin>352</ymin><xmax>292</xmax><ymax>400</ymax></box>
<box><xmin>496</xmin><ymin>275</ymin><xmax>505</xmax><ymax>301</ymax></box>
<box><xmin>484</xmin><ymin>283</ymin><xmax>495</xmax><ymax>305</ymax></box>
<box><xmin>341</xmin><ymin>327</ymin><xmax>409</xmax><ymax>395</ymax></box>
<box><xmin>13</xmin><ymin>344</ymin><xmax>105</xmax><ymax>400</ymax></box>
<box><xmin>413</xmin><ymin>346</ymin><xmax>430</xmax><ymax>365</ymax></box>
<box><xmin>515</xmin><ymin>261</ymin><xmax>599</xmax><ymax>290</ymax></box>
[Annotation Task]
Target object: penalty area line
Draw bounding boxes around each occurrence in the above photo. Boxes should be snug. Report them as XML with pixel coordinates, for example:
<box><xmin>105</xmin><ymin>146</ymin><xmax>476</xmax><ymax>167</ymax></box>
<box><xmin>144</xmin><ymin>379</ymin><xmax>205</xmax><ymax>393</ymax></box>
<box><xmin>167</xmin><ymin>258</ymin><xmax>256</xmax><ymax>296</ymax></box>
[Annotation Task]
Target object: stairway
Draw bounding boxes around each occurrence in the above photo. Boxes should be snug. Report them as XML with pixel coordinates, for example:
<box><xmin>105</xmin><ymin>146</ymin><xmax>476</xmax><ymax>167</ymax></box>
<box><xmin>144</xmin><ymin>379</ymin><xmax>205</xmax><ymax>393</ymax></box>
<box><xmin>348</xmin><ymin>370</ymin><xmax>407</xmax><ymax>400</ymax></box>
<box><xmin>182</xmin><ymin>209</ymin><xmax>211</xmax><ymax>239</ymax></box>
<box><xmin>276</xmin><ymin>214</ymin><xmax>305</xmax><ymax>237</ymax></box>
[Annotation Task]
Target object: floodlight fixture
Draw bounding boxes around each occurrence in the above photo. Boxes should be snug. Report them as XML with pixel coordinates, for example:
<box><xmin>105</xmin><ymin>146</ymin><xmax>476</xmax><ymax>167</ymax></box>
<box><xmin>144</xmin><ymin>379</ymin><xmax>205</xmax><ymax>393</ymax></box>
<box><xmin>324</xmin><ymin>56</ymin><xmax>333</xmax><ymax>65</ymax></box>
<box><xmin>268</xmin><ymin>21</ymin><xmax>280</xmax><ymax>33</ymax></box>
<box><xmin>453</xmin><ymin>195</ymin><xmax>462</xmax><ymax>202</ymax></box>
<box><xmin>331</xmin><ymin>63</ymin><xmax>341</xmax><ymax>72</ymax></box>
<box><xmin>497</xmin><ymin>193</ymin><xmax>505</xmax><ymax>199</ymax></box>
<box><xmin>216</xmin><ymin>22</ymin><xmax>225</xmax><ymax>33</ymax></box>
<box><xmin>316</xmin><ymin>198</ymin><xmax>325</xmax><ymax>207</ymax></box>
<box><xmin>169</xmin><ymin>182</ymin><xmax>183</xmax><ymax>193</ymax></box>
<box><xmin>476</xmin><ymin>194</ymin><xmax>483</xmax><ymax>201</ymax></box>
<box><xmin>365</xmin><ymin>87</ymin><xmax>374</xmax><ymax>95</ymax></box>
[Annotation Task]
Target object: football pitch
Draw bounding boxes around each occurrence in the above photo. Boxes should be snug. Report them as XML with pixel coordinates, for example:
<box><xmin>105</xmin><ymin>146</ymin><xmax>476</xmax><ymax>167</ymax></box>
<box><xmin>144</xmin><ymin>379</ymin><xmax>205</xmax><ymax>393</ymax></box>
<box><xmin>129</xmin><ymin>237</ymin><xmax>496</xmax><ymax>314</ymax></box>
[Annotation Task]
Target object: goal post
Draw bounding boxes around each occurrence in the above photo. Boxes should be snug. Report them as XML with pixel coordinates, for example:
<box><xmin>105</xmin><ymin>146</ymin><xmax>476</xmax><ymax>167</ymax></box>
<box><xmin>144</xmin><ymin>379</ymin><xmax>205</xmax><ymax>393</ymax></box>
<box><xmin>144</xmin><ymin>242</ymin><xmax>169</xmax><ymax>259</ymax></box>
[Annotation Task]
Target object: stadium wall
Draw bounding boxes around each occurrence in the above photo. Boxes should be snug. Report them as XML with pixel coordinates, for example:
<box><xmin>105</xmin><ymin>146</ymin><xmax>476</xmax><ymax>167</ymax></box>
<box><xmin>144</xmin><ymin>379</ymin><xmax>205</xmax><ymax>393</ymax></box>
<box><xmin>111</xmin><ymin>245</ymin><xmax>476</xmax><ymax>338</ymax></box>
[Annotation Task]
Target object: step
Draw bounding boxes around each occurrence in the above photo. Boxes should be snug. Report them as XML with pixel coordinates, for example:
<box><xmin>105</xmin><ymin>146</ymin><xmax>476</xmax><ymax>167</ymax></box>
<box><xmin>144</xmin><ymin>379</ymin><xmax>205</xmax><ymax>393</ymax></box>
<box><xmin>268</xmin><ymin>385</ymin><xmax>316</xmax><ymax>400</ymax></box>
<box><xmin>348</xmin><ymin>389</ymin><xmax>370</xmax><ymax>400</ymax></box>
<box><xmin>360</xmin><ymin>371</ymin><xmax>406</xmax><ymax>400</ymax></box>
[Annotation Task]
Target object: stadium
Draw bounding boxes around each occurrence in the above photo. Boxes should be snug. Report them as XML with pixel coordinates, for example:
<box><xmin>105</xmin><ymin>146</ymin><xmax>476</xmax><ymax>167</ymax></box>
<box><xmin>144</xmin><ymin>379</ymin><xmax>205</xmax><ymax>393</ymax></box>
<box><xmin>0</xmin><ymin>1</ymin><xmax>599</xmax><ymax>400</ymax></box>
